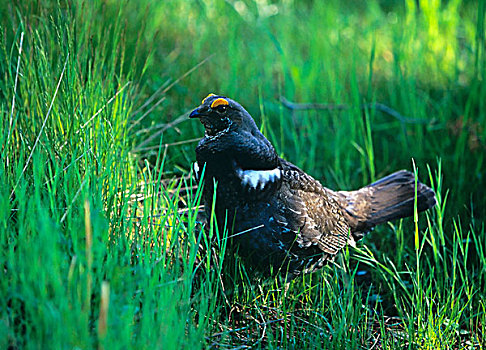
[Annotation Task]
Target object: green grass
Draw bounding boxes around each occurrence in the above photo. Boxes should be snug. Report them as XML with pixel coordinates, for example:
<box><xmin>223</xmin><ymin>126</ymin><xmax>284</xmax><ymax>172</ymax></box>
<box><xmin>1</xmin><ymin>0</ymin><xmax>485</xmax><ymax>348</ymax></box>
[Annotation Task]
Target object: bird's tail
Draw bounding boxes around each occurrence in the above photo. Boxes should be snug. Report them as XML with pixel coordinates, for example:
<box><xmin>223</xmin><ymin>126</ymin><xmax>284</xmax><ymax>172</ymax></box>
<box><xmin>339</xmin><ymin>170</ymin><xmax>437</xmax><ymax>233</ymax></box>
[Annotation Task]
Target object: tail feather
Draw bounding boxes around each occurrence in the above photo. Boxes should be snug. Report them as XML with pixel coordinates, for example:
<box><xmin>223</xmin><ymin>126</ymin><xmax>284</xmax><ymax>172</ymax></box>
<box><xmin>339</xmin><ymin>170</ymin><xmax>437</xmax><ymax>234</ymax></box>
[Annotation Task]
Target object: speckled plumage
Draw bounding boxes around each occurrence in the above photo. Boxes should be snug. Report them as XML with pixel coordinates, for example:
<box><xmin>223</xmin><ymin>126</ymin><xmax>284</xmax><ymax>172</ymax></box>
<box><xmin>190</xmin><ymin>95</ymin><xmax>437</xmax><ymax>276</ymax></box>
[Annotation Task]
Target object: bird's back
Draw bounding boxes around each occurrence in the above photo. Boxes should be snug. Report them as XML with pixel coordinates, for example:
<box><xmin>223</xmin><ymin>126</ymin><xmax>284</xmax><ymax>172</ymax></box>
<box><xmin>189</xmin><ymin>94</ymin><xmax>436</xmax><ymax>276</ymax></box>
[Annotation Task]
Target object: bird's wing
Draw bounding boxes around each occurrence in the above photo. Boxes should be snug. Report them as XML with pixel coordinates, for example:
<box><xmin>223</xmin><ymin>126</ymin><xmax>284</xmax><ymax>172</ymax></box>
<box><xmin>278</xmin><ymin>159</ymin><xmax>353</xmax><ymax>255</ymax></box>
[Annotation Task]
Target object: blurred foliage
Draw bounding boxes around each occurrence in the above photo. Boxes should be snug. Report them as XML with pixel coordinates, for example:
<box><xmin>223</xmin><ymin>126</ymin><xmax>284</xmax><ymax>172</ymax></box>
<box><xmin>2</xmin><ymin>0</ymin><xmax>483</xmax><ymax>218</ymax></box>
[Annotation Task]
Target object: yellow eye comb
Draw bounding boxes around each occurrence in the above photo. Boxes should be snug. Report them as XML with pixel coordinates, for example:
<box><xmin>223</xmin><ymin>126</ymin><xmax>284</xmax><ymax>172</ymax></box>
<box><xmin>211</xmin><ymin>98</ymin><xmax>229</xmax><ymax>108</ymax></box>
<box><xmin>201</xmin><ymin>93</ymin><xmax>216</xmax><ymax>104</ymax></box>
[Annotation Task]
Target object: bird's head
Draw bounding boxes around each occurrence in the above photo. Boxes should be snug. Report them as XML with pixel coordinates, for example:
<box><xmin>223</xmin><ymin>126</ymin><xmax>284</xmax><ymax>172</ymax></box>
<box><xmin>189</xmin><ymin>94</ymin><xmax>258</xmax><ymax>137</ymax></box>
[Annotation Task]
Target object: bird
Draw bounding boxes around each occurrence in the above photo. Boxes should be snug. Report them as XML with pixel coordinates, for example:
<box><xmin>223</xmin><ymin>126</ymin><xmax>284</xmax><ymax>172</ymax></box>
<box><xmin>189</xmin><ymin>93</ymin><xmax>437</xmax><ymax>277</ymax></box>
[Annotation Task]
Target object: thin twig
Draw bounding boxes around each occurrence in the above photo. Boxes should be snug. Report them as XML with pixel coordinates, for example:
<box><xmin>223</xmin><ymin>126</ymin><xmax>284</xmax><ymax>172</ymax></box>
<box><xmin>280</xmin><ymin>96</ymin><xmax>348</xmax><ymax>111</ymax></box>
<box><xmin>224</xmin><ymin>224</ymin><xmax>265</xmax><ymax>241</ymax></box>
<box><xmin>210</xmin><ymin>318</ymin><xmax>285</xmax><ymax>338</ymax></box>
<box><xmin>60</xmin><ymin>178</ymin><xmax>87</xmax><ymax>223</ymax></box>
<box><xmin>130</xmin><ymin>79</ymin><xmax>172</xmax><ymax>118</ymax></box>
<box><xmin>58</xmin><ymin>81</ymin><xmax>131</xmax><ymax>153</ymax></box>
<box><xmin>279</xmin><ymin>96</ymin><xmax>430</xmax><ymax>124</ymax></box>
<box><xmin>133</xmin><ymin>137</ymin><xmax>200</xmax><ymax>152</ymax></box>
<box><xmin>129</xmin><ymin>54</ymin><xmax>214</xmax><ymax>130</ymax></box>
<box><xmin>80</xmin><ymin>81</ymin><xmax>131</xmax><ymax>130</ymax></box>
<box><xmin>43</xmin><ymin>152</ymin><xmax>87</xmax><ymax>186</ymax></box>
<box><xmin>159</xmin><ymin>54</ymin><xmax>214</xmax><ymax>95</ymax></box>
<box><xmin>133</xmin><ymin>117</ymin><xmax>176</xmax><ymax>136</ymax></box>
<box><xmin>128</xmin><ymin>96</ymin><xmax>166</xmax><ymax>132</ymax></box>
<box><xmin>10</xmin><ymin>54</ymin><xmax>69</xmax><ymax>200</ymax></box>
<box><xmin>7</xmin><ymin>32</ymin><xmax>24</xmax><ymax>156</ymax></box>
<box><xmin>133</xmin><ymin>113</ymin><xmax>188</xmax><ymax>152</ymax></box>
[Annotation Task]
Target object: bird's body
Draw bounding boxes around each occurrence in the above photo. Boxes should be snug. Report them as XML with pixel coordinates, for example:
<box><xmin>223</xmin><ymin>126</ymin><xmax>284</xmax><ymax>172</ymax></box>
<box><xmin>190</xmin><ymin>94</ymin><xmax>437</xmax><ymax>276</ymax></box>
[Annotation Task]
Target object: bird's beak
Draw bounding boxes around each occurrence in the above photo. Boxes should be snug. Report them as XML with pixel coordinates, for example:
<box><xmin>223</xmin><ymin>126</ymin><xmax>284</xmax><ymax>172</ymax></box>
<box><xmin>189</xmin><ymin>107</ymin><xmax>202</xmax><ymax>119</ymax></box>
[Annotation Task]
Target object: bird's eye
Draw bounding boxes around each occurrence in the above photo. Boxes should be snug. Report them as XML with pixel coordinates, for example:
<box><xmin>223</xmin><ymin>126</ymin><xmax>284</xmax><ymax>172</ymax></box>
<box><xmin>216</xmin><ymin>105</ymin><xmax>227</xmax><ymax>113</ymax></box>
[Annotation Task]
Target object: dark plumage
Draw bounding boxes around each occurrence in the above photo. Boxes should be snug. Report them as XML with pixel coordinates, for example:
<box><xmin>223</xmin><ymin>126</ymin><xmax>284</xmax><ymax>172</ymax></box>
<box><xmin>190</xmin><ymin>94</ymin><xmax>437</xmax><ymax>276</ymax></box>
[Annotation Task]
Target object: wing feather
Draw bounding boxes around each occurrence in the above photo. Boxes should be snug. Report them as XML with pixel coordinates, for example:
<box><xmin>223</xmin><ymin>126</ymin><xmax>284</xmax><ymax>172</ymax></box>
<box><xmin>277</xmin><ymin>159</ymin><xmax>352</xmax><ymax>256</ymax></box>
